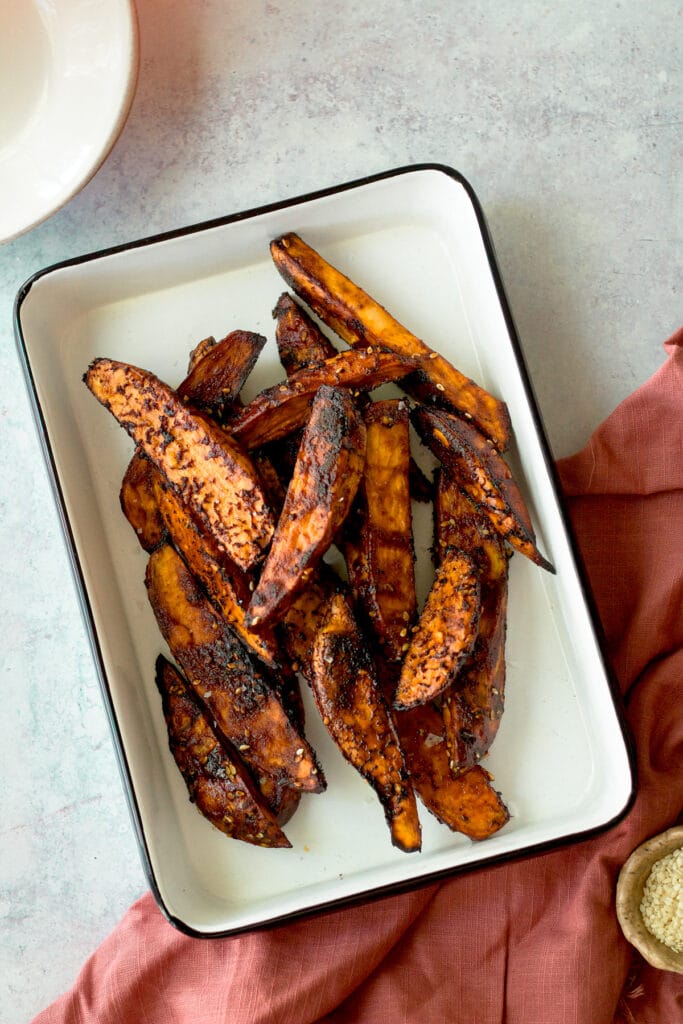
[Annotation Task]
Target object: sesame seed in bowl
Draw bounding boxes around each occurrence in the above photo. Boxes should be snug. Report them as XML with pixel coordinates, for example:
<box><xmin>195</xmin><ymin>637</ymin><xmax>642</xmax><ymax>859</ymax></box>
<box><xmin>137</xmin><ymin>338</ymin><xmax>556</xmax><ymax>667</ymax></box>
<box><xmin>616</xmin><ymin>825</ymin><xmax>683</xmax><ymax>974</ymax></box>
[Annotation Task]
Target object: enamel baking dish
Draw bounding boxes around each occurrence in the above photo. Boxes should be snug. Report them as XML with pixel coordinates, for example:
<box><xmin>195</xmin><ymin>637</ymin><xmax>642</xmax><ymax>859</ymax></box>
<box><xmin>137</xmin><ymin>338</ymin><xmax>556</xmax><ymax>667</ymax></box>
<box><xmin>15</xmin><ymin>165</ymin><xmax>634</xmax><ymax>936</ymax></box>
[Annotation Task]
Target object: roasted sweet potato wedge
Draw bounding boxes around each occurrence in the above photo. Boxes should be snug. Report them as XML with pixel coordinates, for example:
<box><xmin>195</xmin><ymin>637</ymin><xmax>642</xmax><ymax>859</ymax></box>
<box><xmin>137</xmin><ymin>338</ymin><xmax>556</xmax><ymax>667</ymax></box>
<box><xmin>151</xmin><ymin>469</ymin><xmax>282</xmax><ymax>671</ymax></box>
<box><xmin>344</xmin><ymin>400</ymin><xmax>417</xmax><ymax>662</ymax></box>
<box><xmin>85</xmin><ymin>359</ymin><xmax>274</xmax><ymax>572</ymax></box>
<box><xmin>145</xmin><ymin>544</ymin><xmax>325</xmax><ymax>806</ymax></box>
<box><xmin>395</xmin><ymin>703</ymin><xmax>508</xmax><ymax>840</ymax></box>
<box><xmin>226</xmin><ymin>348</ymin><xmax>415</xmax><ymax>450</ymax></box>
<box><xmin>311</xmin><ymin>591</ymin><xmax>421</xmax><ymax>853</ymax></box>
<box><xmin>394</xmin><ymin>549</ymin><xmax>481</xmax><ymax>710</ymax></box>
<box><xmin>121</xmin><ymin>331</ymin><xmax>260</xmax><ymax>546</ymax></box>
<box><xmin>177</xmin><ymin>329</ymin><xmax>266</xmax><ymax>415</ymax></box>
<box><xmin>273</xmin><ymin>292</ymin><xmax>337</xmax><ymax>373</ymax></box>
<box><xmin>278</xmin><ymin>566</ymin><xmax>341</xmax><ymax>683</ymax></box>
<box><xmin>246</xmin><ymin>385</ymin><xmax>366</xmax><ymax>628</ymax></box>
<box><xmin>435</xmin><ymin>472</ymin><xmax>510</xmax><ymax>773</ymax></box>
<box><xmin>270</xmin><ymin>232</ymin><xmax>511</xmax><ymax>449</ymax></box>
<box><xmin>119</xmin><ymin>449</ymin><xmax>168</xmax><ymax>552</ymax></box>
<box><xmin>155</xmin><ymin>655</ymin><xmax>290</xmax><ymax>847</ymax></box>
<box><xmin>413</xmin><ymin>405</ymin><xmax>555</xmax><ymax>572</ymax></box>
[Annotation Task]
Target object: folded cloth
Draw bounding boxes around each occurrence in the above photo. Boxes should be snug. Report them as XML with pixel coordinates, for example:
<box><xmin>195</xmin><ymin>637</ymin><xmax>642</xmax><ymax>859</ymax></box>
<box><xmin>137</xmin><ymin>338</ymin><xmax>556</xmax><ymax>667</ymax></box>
<box><xmin>33</xmin><ymin>329</ymin><xmax>683</xmax><ymax>1024</ymax></box>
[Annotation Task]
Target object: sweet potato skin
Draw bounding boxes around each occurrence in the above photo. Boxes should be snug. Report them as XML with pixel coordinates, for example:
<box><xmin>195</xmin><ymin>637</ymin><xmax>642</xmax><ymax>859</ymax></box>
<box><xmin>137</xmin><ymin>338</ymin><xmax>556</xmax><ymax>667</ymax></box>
<box><xmin>85</xmin><ymin>358</ymin><xmax>274</xmax><ymax>571</ymax></box>
<box><xmin>177</xmin><ymin>329</ymin><xmax>266</xmax><ymax>415</ymax></box>
<box><xmin>155</xmin><ymin>656</ymin><xmax>290</xmax><ymax>847</ymax></box>
<box><xmin>270</xmin><ymin>232</ymin><xmax>511</xmax><ymax>450</ymax></box>
<box><xmin>394</xmin><ymin>549</ymin><xmax>481</xmax><ymax>709</ymax></box>
<box><xmin>247</xmin><ymin>385</ymin><xmax>366</xmax><ymax>628</ymax></box>
<box><xmin>226</xmin><ymin>348</ymin><xmax>415</xmax><ymax>450</ymax></box>
<box><xmin>413</xmin><ymin>405</ymin><xmax>554</xmax><ymax>572</ymax></box>
<box><xmin>311</xmin><ymin>592</ymin><xmax>422</xmax><ymax>853</ymax></box>
<box><xmin>344</xmin><ymin>400</ymin><xmax>417</xmax><ymax>662</ymax></box>
<box><xmin>145</xmin><ymin>544</ymin><xmax>325</xmax><ymax>806</ymax></box>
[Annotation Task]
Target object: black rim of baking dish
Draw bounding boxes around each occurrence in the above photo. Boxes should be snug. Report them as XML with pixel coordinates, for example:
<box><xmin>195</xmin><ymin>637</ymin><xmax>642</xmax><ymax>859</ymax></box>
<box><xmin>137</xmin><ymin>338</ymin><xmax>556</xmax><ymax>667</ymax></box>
<box><xmin>13</xmin><ymin>162</ymin><xmax>637</xmax><ymax>939</ymax></box>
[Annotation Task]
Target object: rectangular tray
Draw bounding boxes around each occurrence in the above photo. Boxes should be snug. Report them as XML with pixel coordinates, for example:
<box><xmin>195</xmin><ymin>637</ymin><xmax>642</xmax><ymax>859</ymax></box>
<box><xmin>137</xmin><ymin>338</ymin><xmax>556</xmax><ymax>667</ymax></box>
<box><xmin>15</xmin><ymin>164</ymin><xmax>634</xmax><ymax>936</ymax></box>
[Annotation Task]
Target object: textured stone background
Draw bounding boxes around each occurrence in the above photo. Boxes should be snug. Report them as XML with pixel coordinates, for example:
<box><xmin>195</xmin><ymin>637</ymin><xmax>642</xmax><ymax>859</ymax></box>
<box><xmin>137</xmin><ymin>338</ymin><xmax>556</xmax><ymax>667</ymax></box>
<box><xmin>0</xmin><ymin>1</ymin><xmax>680</xmax><ymax>1020</ymax></box>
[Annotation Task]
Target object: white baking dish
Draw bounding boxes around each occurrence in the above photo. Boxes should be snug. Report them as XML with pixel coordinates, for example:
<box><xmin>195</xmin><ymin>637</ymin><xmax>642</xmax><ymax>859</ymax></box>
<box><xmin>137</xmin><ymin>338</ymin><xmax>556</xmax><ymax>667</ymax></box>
<box><xmin>15</xmin><ymin>164</ymin><xmax>634</xmax><ymax>936</ymax></box>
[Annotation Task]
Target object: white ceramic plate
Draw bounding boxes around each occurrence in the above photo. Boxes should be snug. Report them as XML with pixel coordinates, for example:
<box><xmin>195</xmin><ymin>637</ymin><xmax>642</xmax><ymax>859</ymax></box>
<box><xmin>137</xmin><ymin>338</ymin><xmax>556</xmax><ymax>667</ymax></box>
<box><xmin>0</xmin><ymin>0</ymin><xmax>138</xmax><ymax>244</ymax></box>
<box><xmin>15</xmin><ymin>165</ymin><xmax>634</xmax><ymax>936</ymax></box>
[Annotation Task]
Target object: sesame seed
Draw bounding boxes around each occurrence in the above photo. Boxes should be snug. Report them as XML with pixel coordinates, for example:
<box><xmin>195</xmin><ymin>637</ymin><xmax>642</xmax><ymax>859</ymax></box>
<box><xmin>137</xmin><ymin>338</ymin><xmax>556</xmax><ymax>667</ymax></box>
<box><xmin>640</xmin><ymin>847</ymin><xmax>683</xmax><ymax>952</ymax></box>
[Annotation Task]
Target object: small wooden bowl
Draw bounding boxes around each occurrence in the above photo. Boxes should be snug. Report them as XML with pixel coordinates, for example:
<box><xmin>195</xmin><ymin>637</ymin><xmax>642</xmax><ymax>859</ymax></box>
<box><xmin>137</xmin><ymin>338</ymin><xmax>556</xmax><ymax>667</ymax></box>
<box><xmin>616</xmin><ymin>825</ymin><xmax>683</xmax><ymax>974</ymax></box>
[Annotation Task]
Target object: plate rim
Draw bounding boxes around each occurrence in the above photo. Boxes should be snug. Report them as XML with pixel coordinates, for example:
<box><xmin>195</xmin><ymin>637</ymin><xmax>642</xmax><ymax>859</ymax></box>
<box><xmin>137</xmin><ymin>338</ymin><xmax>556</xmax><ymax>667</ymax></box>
<box><xmin>13</xmin><ymin>162</ymin><xmax>637</xmax><ymax>937</ymax></box>
<box><xmin>0</xmin><ymin>0</ymin><xmax>140</xmax><ymax>244</ymax></box>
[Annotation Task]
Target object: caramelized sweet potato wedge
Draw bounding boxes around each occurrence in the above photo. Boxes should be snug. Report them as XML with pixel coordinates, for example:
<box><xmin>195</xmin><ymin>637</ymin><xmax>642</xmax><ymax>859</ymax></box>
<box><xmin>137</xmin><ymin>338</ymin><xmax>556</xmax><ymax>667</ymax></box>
<box><xmin>246</xmin><ymin>385</ymin><xmax>366</xmax><ymax>628</ymax></box>
<box><xmin>121</xmin><ymin>332</ymin><xmax>260</xmax><ymax>547</ymax></box>
<box><xmin>394</xmin><ymin>549</ymin><xmax>481</xmax><ymax>710</ymax></box>
<box><xmin>151</xmin><ymin>469</ymin><xmax>282</xmax><ymax>671</ymax></box>
<box><xmin>273</xmin><ymin>292</ymin><xmax>337</xmax><ymax>373</ymax></box>
<box><xmin>85</xmin><ymin>359</ymin><xmax>274</xmax><ymax>571</ymax></box>
<box><xmin>226</xmin><ymin>348</ymin><xmax>415</xmax><ymax>450</ymax></box>
<box><xmin>155</xmin><ymin>656</ymin><xmax>290</xmax><ymax>847</ymax></box>
<box><xmin>435</xmin><ymin>473</ymin><xmax>510</xmax><ymax>773</ymax></box>
<box><xmin>119</xmin><ymin>449</ymin><xmax>168</xmax><ymax>552</ymax></box>
<box><xmin>395</xmin><ymin>702</ymin><xmax>509</xmax><ymax>840</ymax></box>
<box><xmin>278</xmin><ymin>567</ymin><xmax>341</xmax><ymax>684</ymax></box>
<box><xmin>177</xmin><ymin>329</ymin><xmax>266</xmax><ymax>415</ymax></box>
<box><xmin>270</xmin><ymin>232</ymin><xmax>511</xmax><ymax>449</ymax></box>
<box><xmin>344</xmin><ymin>400</ymin><xmax>417</xmax><ymax>662</ymax></box>
<box><xmin>145</xmin><ymin>544</ymin><xmax>325</xmax><ymax>805</ymax></box>
<box><xmin>413</xmin><ymin>405</ymin><xmax>554</xmax><ymax>572</ymax></box>
<box><xmin>311</xmin><ymin>591</ymin><xmax>422</xmax><ymax>852</ymax></box>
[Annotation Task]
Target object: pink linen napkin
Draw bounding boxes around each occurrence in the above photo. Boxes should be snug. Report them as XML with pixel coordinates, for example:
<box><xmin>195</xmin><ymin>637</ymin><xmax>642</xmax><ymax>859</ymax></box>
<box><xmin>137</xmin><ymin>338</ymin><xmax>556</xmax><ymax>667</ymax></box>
<box><xmin>33</xmin><ymin>329</ymin><xmax>683</xmax><ymax>1024</ymax></box>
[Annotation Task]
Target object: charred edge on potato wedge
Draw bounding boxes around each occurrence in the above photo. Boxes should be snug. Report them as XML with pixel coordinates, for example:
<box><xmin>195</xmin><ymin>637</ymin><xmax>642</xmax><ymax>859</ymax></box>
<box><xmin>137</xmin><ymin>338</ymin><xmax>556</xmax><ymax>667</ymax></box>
<box><xmin>270</xmin><ymin>232</ymin><xmax>511</xmax><ymax>450</ymax></box>
<box><xmin>119</xmin><ymin>449</ymin><xmax>168</xmax><ymax>552</ymax></box>
<box><xmin>394</xmin><ymin>549</ymin><xmax>481</xmax><ymax>709</ymax></box>
<box><xmin>84</xmin><ymin>358</ymin><xmax>274</xmax><ymax>572</ymax></box>
<box><xmin>273</xmin><ymin>292</ymin><xmax>338</xmax><ymax>374</ymax></box>
<box><xmin>435</xmin><ymin>472</ymin><xmax>510</xmax><ymax>772</ymax></box>
<box><xmin>177</xmin><ymin>329</ymin><xmax>267</xmax><ymax>416</ymax></box>
<box><xmin>311</xmin><ymin>591</ymin><xmax>422</xmax><ymax>853</ymax></box>
<box><xmin>246</xmin><ymin>385</ymin><xmax>367</xmax><ymax>629</ymax></box>
<box><xmin>155</xmin><ymin>656</ymin><xmax>291</xmax><ymax>847</ymax></box>
<box><xmin>145</xmin><ymin>544</ymin><xmax>325</xmax><ymax>805</ymax></box>
<box><xmin>413</xmin><ymin>405</ymin><xmax>555</xmax><ymax>573</ymax></box>
<box><xmin>226</xmin><ymin>348</ymin><xmax>416</xmax><ymax>450</ymax></box>
<box><xmin>152</xmin><ymin>468</ymin><xmax>283</xmax><ymax>672</ymax></box>
<box><xmin>344</xmin><ymin>400</ymin><xmax>418</xmax><ymax>662</ymax></box>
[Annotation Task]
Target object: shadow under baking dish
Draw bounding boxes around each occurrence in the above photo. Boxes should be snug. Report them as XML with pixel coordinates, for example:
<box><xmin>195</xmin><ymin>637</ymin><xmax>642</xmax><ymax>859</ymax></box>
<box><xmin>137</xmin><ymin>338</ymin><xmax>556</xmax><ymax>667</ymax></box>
<box><xmin>14</xmin><ymin>164</ymin><xmax>634</xmax><ymax>936</ymax></box>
